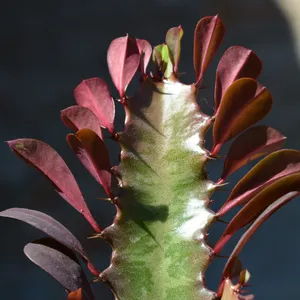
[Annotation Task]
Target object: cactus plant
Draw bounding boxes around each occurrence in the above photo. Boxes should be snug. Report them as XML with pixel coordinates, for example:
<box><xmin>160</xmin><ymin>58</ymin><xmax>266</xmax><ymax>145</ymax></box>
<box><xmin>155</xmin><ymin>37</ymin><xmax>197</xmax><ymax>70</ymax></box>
<box><xmin>2</xmin><ymin>14</ymin><xmax>300</xmax><ymax>300</ymax></box>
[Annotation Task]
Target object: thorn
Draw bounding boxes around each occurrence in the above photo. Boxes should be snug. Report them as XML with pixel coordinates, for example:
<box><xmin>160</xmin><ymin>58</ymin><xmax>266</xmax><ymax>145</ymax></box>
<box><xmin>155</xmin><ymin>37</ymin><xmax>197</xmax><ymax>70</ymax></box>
<box><xmin>206</xmin><ymin>149</ymin><xmax>221</xmax><ymax>160</ymax></box>
<box><xmin>206</xmin><ymin>154</ymin><xmax>217</xmax><ymax>160</ymax></box>
<box><xmin>215</xmin><ymin>181</ymin><xmax>230</xmax><ymax>190</ymax></box>
<box><xmin>214</xmin><ymin>253</ymin><xmax>229</xmax><ymax>259</ymax></box>
<box><xmin>91</xmin><ymin>276</ymin><xmax>103</xmax><ymax>283</ymax></box>
<box><xmin>87</xmin><ymin>233</ymin><xmax>102</xmax><ymax>239</ymax></box>
<box><xmin>96</xmin><ymin>196</ymin><xmax>118</xmax><ymax>205</ymax></box>
<box><xmin>216</xmin><ymin>217</ymin><xmax>229</xmax><ymax>224</ymax></box>
<box><xmin>96</xmin><ymin>197</ymin><xmax>111</xmax><ymax>201</ymax></box>
<box><xmin>206</xmin><ymin>181</ymin><xmax>229</xmax><ymax>194</ymax></box>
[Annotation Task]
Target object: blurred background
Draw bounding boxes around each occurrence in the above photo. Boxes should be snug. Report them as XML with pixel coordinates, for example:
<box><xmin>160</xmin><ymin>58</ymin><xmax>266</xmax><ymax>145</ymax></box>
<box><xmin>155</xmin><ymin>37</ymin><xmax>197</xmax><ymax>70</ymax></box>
<box><xmin>1</xmin><ymin>0</ymin><xmax>300</xmax><ymax>299</ymax></box>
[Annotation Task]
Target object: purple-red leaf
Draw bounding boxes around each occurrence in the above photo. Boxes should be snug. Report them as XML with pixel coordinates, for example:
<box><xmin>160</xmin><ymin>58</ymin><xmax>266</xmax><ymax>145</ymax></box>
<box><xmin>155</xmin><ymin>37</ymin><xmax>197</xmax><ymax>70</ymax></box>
<box><xmin>219</xmin><ymin>126</ymin><xmax>286</xmax><ymax>183</ymax></box>
<box><xmin>165</xmin><ymin>26</ymin><xmax>184</xmax><ymax>74</ymax></box>
<box><xmin>0</xmin><ymin>208</ymin><xmax>87</xmax><ymax>259</ymax></box>
<box><xmin>67</xmin><ymin>129</ymin><xmax>113</xmax><ymax>199</ymax></box>
<box><xmin>61</xmin><ymin>105</ymin><xmax>103</xmax><ymax>139</ymax></box>
<box><xmin>0</xmin><ymin>208</ymin><xmax>100</xmax><ymax>276</ymax></box>
<box><xmin>7</xmin><ymin>139</ymin><xmax>101</xmax><ymax>232</ymax></box>
<box><xmin>214</xmin><ymin>46</ymin><xmax>262</xmax><ymax>114</ymax></box>
<box><xmin>221</xmin><ymin>191</ymin><xmax>300</xmax><ymax>279</ymax></box>
<box><xmin>24</xmin><ymin>238</ymin><xmax>94</xmax><ymax>299</ymax></box>
<box><xmin>74</xmin><ymin>78</ymin><xmax>115</xmax><ymax>134</ymax></box>
<box><xmin>212</xmin><ymin>78</ymin><xmax>272</xmax><ymax>156</ymax></box>
<box><xmin>107</xmin><ymin>35</ymin><xmax>140</xmax><ymax>98</ymax></box>
<box><xmin>218</xmin><ymin>149</ymin><xmax>300</xmax><ymax>215</ymax></box>
<box><xmin>215</xmin><ymin>174</ymin><xmax>300</xmax><ymax>254</ymax></box>
<box><xmin>194</xmin><ymin>15</ymin><xmax>225</xmax><ymax>86</ymax></box>
<box><xmin>136</xmin><ymin>39</ymin><xmax>152</xmax><ymax>76</ymax></box>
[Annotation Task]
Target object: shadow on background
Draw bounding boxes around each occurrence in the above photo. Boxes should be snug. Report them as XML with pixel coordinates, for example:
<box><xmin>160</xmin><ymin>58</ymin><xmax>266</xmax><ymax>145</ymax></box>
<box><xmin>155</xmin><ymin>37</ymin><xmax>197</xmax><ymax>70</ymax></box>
<box><xmin>1</xmin><ymin>0</ymin><xmax>300</xmax><ymax>299</ymax></box>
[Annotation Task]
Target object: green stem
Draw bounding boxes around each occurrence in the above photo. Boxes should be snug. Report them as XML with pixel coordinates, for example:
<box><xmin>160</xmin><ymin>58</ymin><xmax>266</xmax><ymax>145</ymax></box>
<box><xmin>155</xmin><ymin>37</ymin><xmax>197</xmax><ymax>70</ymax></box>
<box><xmin>102</xmin><ymin>78</ymin><xmax>216</xmax><ymax>300</ymax></box>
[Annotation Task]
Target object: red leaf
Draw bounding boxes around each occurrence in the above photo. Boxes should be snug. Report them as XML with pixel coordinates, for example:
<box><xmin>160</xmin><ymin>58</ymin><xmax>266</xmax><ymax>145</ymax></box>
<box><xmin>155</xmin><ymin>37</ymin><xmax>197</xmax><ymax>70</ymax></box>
<box><xmin>219</xmin><ymin>126</ymin><xmax>286</xmax><ymax>183</ymax></box>
<box><xmin>221</xmin><ymin>190</ymin><xmax>300</xmax><ymax>278</ymax></box>
<box><xmin>194</xmin><ymin>15</ymin><xmax>225</xmax><ymax>86</ymax></box>
<box><xmin>67</xmin><ymin>135</ymin><xmax>99</xmax><ymax>183</ymax></box>
<box><xmin>215</xmin><ymin>174</ymin><xmax>300</xmax><ymax>254</ymax></box>
<box><xmin>214</xmin><ymin>46</ymin><xmax>262</xmax><ymax>114</ymax></box>
<box><xmin>61</xmin><ymin>105</ymin><xmax>103</xmax><ymax>139</ymax></box>
<box><xmin>107</xmin><ymin>35</ymin><xmax>140</xmax><ymax>98</ymax></box>
<box><xmin>67</xmin><ymin>129</ymin><xmax>113</xmax><ymax>199</ymax></box>
<box><xmin>136</xmin><ymin>39</ymin><xmax>152</xmax><ymax>75</ymax></box>
<box><xmin>165</xmin><ymin>26</ymin><xmax>184</xmax><ymax>73</ymax></box>
<box><xmin>7</xmin><ymin>139</ymin><xmax>101</xmax><ymax>232</ymax></box>
<box><xmin>212</xmin><ymin>78</ymin><xmax>272</xmax><ymax>156</ymax></box>
<box><xmin>74</xmin><ymin>78</ymin><xmax>115</xmax><ymax>134</ymax></box>
<box><xmin>218</xmin><ymin>149</ymin><xmax>300</xmax><ymax>216</ymax></box>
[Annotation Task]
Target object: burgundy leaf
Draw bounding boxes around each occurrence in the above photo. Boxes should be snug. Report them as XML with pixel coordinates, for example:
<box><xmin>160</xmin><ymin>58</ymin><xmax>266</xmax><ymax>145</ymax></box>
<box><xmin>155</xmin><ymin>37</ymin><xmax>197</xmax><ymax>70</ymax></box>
<box><xmin>7</xmin><ymin>139</ymin><xmax>101</xmax><ymax>232</ymax></box>
<box><xmin>214</xmin><ymin>46</ymin><xmax>262</xmax><ymax>114</ymax></box>
<box><xmin>215</xmin><ymin>174</ymin><xmax>300</xmax><ymax>254</ymax></box>
<box><xmin>67</xmin><ymin>129</ymin><xmax>113</xmax><ymax>199</ymax></box>
<box><xmin>0</xmin><ymin>208</ymin><xmax>87</xmax><ymax>259</ymax></box>
<box><xmin>194</xmin><ymin>15</ymin><xmax>225</xmax><ymax>86</ymax></box>
<box><xmin>221</xmin><ymin>191</ymin><xmax>300</xmax><ymax>279</ymax></box>
<box><xmin>61</xmin><ymin>105</ymin><xmax>103</xmax><ymax>139</ymax></box>
<box><xmin>136</xmin><ymin>39</ymin><xmax>152</xmax><ymax>75</ymax></box>
<box><xmin>218</xmin><ymin>149</ymin><xmax>300</xmax><ymax>216</ymax></box>
<box><xmin>107</xmin><ymin>35</ymin><xmax>140</xmax><ymax>98</ymax></box>
<box><xmin>212</xmin><ymin>78</ymin><xmax>272</xmax><ymax>156</ymax></box>
<box><xmin>24</xmin><ymin>238</ymin><xmax>94</xmax><ymax>300</ymax></box>
<box><xmin>219</xmin><ymin>126</ymin><xmax>286</xmax><ymax>183</ymax></box>
<box><xmin>74</xmin><ymin>78</ymin><xmax>115</xmax><ymax>134</ymax></box>
<box><xmin>165</xmin><ymin>26</ymin><xmax>184</xmax><ymax>73</ymax></box>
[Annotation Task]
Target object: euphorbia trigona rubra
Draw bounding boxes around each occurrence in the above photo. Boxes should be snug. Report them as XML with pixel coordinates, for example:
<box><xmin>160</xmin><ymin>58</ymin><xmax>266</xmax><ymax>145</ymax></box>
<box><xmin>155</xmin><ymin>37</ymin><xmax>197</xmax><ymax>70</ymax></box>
<box><xmin>2</xmin><ymin>14</ymin><xmax>299</xmax><ymax>300</ymax></box>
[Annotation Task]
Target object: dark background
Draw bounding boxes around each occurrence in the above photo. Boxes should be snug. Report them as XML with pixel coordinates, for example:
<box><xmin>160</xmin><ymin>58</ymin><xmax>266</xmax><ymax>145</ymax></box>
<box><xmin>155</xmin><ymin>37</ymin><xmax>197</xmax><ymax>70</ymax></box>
<box><xmin>1</xmin><ymin>0</ymin><xmax>300</xmax><ymax>299</ymax></box>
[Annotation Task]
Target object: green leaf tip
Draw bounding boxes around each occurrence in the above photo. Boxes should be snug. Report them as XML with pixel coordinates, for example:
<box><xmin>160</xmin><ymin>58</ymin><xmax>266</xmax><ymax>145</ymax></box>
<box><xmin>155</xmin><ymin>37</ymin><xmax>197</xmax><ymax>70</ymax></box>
<box><xmin>152</xmin><ymin>44</ymin><xmax>174</xmax><ymax>79</ymax></box>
